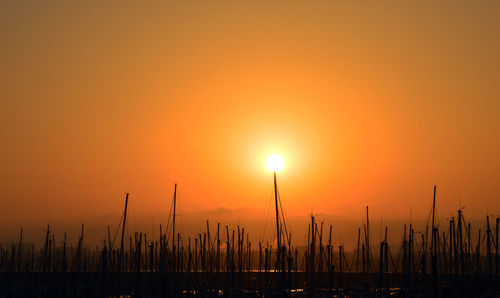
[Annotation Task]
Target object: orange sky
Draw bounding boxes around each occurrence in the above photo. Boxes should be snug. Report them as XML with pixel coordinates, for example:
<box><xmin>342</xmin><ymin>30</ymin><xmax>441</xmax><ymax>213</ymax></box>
<box><xmin>1</xmin><ymin>1</ymin><xmax>499</xmax><ymax>245</ymax></box>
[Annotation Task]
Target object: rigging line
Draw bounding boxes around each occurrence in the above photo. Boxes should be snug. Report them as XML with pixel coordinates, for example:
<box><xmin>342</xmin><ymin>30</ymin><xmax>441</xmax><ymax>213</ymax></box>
<box><xmin>260</xmin><ymin>187</ymin><xmax>273</xmax><ymax>243</ymax></box>
<box><xmin>357</xmin><ymin>208</ymin><xmax>367</xmax><ymax>233</ymax></box>
<box><xmin>164</xmin><ymin>192</ymin><xmax>175</xmax><ymax>243</ymax></box>
<box><xmin>165</xmin><ymin>193</ymin><xmax>174</xmax><ymax>232</ymax></box>
<box><xmin>111</xmin><ymin>209</ymin><xmax>125</xmax><ymax>248</ymax></box>
<box><xmin>178</xmin><ymin>196</ymin><xmax>189</xmax><ymax>247</ymax></box>
<box><xmin>277</xmin><ymin>190</ymin><xmax>290</xmax><ymax>246</ymax></box>
<box><xmin>425</xmin><ymin>190</ymin><xmax>435</xmax><ymax>230</ymax></box>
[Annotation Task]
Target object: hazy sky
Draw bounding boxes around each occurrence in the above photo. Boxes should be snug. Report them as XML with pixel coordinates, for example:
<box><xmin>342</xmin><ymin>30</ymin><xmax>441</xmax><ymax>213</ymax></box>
<box><xmin>1</xmin><ymin>1</ymin><xmax>499</xmax><ymax>244</ymax></box>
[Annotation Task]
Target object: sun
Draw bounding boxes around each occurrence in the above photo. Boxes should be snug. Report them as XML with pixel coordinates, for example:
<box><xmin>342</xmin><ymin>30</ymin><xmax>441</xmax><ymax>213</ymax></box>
<box><xmin>266</xmin><ymin>154</ymin><xmax>284</xmax><ymax>172</ymax></box>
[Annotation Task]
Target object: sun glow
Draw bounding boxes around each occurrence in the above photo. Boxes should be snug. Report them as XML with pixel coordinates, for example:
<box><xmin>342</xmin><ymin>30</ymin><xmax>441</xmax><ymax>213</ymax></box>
<box><xmin>266</xmin><ymin>154</ymin><xmax>284</xmax><ymax>172</ymax></box>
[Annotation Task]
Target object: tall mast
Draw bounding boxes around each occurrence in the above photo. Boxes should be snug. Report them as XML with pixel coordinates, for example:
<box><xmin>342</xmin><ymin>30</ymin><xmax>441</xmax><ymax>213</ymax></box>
<box><xmin>431</xmin><ymin>185</ymin><xmax>437</xmax><ymax>254</ymax></box>
<box><xmin>172</xmin><ymin>184</ymin><xmax>177</xmax><ymax>251</ymax></box>
<box><xmin>119</xmin><ymin>193</ymin><xmax>129</xmax><ymax>270</ymax></box>
<box><xmin>274</xmin><ymin>171</ymin><xmax>281</xmax><ymax>270</ymax></box>
<box><xmin>172</xmin><ymin>184</ymin><xmax>177</xmax><ymax>273</ymax></box>
<box><xmin>432</xmin><ymin>186</ymin><xmax>436</xmax><ymax>232</ymax></box>
<box><xmin>107</xmin><ymin>226</ymin><xmax>112</xmax><ymax>252</ymax></box>
<box><xmin>366</xmin><ymin>206</ymin><xmax>370</xmax><ymax>272</ymax></box>
<box><xmin>18</xmin><ymin>227</ymin><xmax>23</xmax><ymax>272</ymax></box>
<box><xmin>431</xmin><ymin>186</ymin><xmax>438</xmax><ymax>298</ymax></box>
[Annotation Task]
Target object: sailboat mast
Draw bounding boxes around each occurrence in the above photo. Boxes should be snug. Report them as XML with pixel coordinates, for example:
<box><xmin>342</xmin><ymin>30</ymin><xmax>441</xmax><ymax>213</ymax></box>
<box><xmin>172</xmin><ymin>184</ymin><xmax>177</xmax><ymax>251</ymax></box>
<box><xmin>119</xmin><ymin>193</ymin><xmax>129</xmax><ymax>270</ymax></box>
<box><xmin>274</xmin><ymin>171</ymin><xmax>281</xmax><ymax>269</ymax></box>
<box><xmin>432</xmin><ymin>186</ymin><xmax>436</xmax><ymax>230</ymax></box>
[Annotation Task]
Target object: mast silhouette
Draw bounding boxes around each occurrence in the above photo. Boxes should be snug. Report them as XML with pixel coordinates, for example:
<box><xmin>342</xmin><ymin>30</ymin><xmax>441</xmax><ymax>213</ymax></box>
<box><xmin>172</xmin><ymin>184</ymin><xmax>177</xmax><ymax>272</ymax></box>
<box><xmin>119</xmin><ymin>193</ymin><xmax>129</xmax><ymax>271</ymax></box>
<box><xmin>172</xmin><ymin>184</ymin><xmax>177</xmax><ymax>250</ymax></box>
<box><xmin>431</xmin><ymin>185</ymin><xmax>438</xmax><ymax>297</ymax></box>
<box><xmin>274</xmin><ymin>171</ymin><xmax>281</xmax><ymax>271</ymax></box>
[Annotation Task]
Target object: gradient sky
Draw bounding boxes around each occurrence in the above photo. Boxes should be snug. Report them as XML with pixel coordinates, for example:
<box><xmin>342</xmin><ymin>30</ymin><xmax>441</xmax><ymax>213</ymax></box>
<box><xmin>1</xmin><ymin>1</ymin><xmax>499</xmax><ymax>245</ymax></box>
